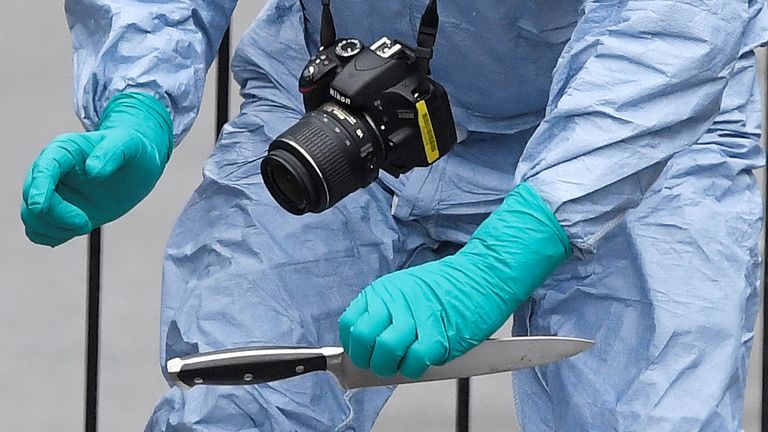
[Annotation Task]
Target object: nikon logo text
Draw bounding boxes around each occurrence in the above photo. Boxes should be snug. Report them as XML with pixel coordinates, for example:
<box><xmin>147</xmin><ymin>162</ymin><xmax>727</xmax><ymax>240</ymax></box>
<box><xmin>330</xmin><ymin>88</ymin><xmax>351</xmax><ymax>105</ymax></box>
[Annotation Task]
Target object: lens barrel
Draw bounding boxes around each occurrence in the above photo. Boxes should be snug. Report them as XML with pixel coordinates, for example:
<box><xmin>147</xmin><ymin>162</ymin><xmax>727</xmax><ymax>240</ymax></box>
<box><xmin>261</xmin><ymin>104</ymin><xmax>380</xmax><ymax>215</ymax></box>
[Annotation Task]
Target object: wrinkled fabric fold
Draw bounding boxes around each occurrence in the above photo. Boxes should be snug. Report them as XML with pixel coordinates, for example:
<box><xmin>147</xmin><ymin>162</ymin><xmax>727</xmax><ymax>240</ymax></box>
<box><xmin>514</xmin><ymin>0</ymin><xmax>767</xmax><ymax>254</ymax></box>
<box><xmin>66</xmin><ymin>0</ymin><xmax>237</xmax><ymax>143</ymax></box>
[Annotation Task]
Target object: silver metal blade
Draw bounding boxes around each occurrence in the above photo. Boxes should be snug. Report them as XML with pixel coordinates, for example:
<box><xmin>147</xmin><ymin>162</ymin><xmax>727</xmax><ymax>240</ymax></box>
<box><xmin>327</xmin><ymin>336</ymin><xmax>594</xmax><ymax>389</ymax></box>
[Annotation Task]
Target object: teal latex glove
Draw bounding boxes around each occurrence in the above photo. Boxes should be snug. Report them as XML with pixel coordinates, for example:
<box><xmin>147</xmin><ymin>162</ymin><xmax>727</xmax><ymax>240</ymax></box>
<box><xmin>21</xmin><ymin>92</ymin><xmax>173</xmax><ymax>247</ymax></box>
<box><xmin>338</xmin><ymin>183</ymin><xmax>572</xmax><ymax>378</ymax></box>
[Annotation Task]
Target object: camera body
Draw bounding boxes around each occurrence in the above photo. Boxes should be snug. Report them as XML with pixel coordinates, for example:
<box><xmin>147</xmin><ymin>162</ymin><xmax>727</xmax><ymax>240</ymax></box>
<box><xmin>299</xmin><ymin>36</ymin><xmax>456</xmax><ymax>177</ymax></box>
<box><xmin>261</xmin><ymin>34</ymin><xmax>456</xmax><ymax>215</ymax></box>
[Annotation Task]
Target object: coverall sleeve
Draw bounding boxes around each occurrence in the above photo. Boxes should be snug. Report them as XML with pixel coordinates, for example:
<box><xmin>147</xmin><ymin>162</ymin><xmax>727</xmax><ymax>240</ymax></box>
<box><xmin>513</xmin><ymin>0</ymin><xmax>767</xmax><ymax>254</ymax></box>
<box><xmin>65</xmin><ymin>0</ymin><xmax>238</xmax><ymax>144</ymax></box>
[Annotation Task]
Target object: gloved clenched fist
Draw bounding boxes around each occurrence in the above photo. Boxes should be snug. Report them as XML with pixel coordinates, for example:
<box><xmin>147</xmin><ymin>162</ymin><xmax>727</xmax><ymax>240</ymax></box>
<box><xmin>21</xmin><ymin>92</ymin><xmax>173</xmax><ymax>246</ymax></box>
<box><xmin>338</xmin><ymin>183</ymin><xmax>572</xmax><ymax>378</ymax></box>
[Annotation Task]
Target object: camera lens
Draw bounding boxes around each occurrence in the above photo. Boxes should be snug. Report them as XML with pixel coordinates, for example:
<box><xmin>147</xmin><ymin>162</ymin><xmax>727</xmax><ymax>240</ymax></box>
<box><xmin>261</xmin><ymin>104</ymin><xmax>382</xmax><ymax>215</ymax></box>
<box><xmin>261</xmin><ymin>149</ymin><xmax>316</xmax><ymax>215</ymax></box>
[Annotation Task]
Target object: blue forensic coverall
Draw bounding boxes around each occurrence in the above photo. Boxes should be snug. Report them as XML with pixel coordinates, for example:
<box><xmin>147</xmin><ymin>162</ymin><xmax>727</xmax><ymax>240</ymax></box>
<box><xmin>65</xmin><ymin>0</ymin><xmax>768</xmax><ymax>430</ymax></box>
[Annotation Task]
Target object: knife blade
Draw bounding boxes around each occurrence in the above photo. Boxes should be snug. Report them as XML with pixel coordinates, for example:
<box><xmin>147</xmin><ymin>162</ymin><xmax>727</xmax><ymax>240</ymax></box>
<box><xmin>167</xmin><ymin>336</ymin><xmax>593</xmax><ymax>390</ymax></box>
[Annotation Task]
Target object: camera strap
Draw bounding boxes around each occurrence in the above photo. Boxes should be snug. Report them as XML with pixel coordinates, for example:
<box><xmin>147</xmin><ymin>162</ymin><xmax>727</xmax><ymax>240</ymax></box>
<box><xmin>415</xmin><ymin>0</ymin><xmax>439</xmax><ymax>96</ymax></box>
<box><xmin>320</xmin><ymin>0</ymin><xmax>337</xmax><ymax>49</ymax></box>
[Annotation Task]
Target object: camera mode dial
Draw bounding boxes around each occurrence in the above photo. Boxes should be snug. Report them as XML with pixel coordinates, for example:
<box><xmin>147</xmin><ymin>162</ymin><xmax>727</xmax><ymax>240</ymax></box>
<box><xmin>335</xmin><ymin>39</ymin><xmax>363</xmax><ymax>58</ymax></box>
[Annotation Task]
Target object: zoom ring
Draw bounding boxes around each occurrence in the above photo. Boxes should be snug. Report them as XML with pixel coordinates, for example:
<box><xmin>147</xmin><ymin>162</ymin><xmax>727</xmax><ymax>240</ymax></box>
<box><xmin>287</xmin><ymin>119</ymin><xmax>358</xmax><ymax>207</ymax></box>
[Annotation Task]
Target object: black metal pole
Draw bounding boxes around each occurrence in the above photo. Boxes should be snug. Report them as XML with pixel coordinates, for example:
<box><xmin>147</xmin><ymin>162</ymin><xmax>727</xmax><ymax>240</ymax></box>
<box><xmin>456</xmin><ymin>378</ymin><xmax>470</xmax><ymax>432</ymax></box>
<box><xmin>760</xmin><ymin>46</ymin><xmax>768</xmax><ymax>432</ymax></box>
<box><xmin>761</xmin><ymin>47</ymin><xmax>768</xmax><ymax>432</ymax></box>
<box><xmin>216</xmin><ymin>27</ymin><xmax>231</xmax><ymax>138</ymax></box>
<box><xmin>761</xmin><ymin>183</ymin><xmax>767</xmax><ymax>432</ymax></box>
<box><xmin>85</xmin><ymin>228</ymin><xmax>102</xmax><ymax>432</ymax></box>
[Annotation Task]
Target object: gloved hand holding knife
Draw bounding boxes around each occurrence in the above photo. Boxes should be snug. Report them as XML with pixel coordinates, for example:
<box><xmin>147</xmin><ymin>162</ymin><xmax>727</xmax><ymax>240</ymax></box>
<box><xmin>338</xmin><ymin>182</ymin><xmax>574</xmax><ymax>378</ymax></box>
<box><xmin>167</xmin><ymin>182</ymin><xmax>586</xmax><ymax>389</ymax></box>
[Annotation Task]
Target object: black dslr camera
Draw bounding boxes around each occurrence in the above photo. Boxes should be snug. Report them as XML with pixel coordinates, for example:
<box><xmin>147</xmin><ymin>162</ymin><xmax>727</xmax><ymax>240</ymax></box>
<box><xmin>261</xmin><ymin>0</ymin><xmax>457</xmax><ymax>215</ymax></box>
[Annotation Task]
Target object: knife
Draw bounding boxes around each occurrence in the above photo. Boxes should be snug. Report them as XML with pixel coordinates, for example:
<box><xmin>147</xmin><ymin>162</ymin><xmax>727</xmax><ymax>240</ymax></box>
<box><xmin>167</xmin><ymin>336</ymin><xmax>593</xmax><ymax>389</ymax></box>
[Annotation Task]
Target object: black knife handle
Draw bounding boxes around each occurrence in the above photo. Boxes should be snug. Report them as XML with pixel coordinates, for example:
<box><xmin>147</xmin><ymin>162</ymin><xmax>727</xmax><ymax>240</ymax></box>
<box><xmin>175</xmin><ymin>349</ymin><xmax>328</xmax><ymax>387</ymax></box>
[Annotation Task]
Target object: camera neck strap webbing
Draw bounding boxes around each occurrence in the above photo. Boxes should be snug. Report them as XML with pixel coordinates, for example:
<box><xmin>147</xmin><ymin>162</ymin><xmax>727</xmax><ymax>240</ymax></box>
<box><xmin>415</xmin><ymin>0</ymin><xmax>439</xmax><ymax>95</ymax></box>
<box><xmin>320</xmin><ymin>0</ymin><xmax>337</xmax><ymax>49</ymax></box>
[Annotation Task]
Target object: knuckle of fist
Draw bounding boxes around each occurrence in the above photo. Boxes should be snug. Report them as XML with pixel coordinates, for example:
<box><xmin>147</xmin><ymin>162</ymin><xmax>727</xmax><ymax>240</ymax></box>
<box><xmin>51</xmin><ymin>132</ymin><xmax>81</xmax><ymax>145</ymax></box>
<box><xmin>375</xmin><ymin>336</ymin><xmax>403</xmax><ymax>358</ymax></box>
<box><xmin>350</xmin><ymin>325</ymin><xmax>378</xmax><ymax>346</ymax></box>
<box><xmin>338</xmin><ymin>314</ymin><xmax>355</xmax><ymax>330</ymax></box>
